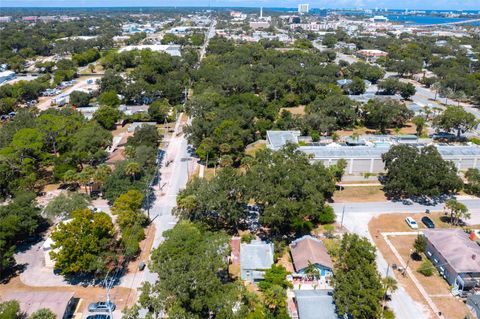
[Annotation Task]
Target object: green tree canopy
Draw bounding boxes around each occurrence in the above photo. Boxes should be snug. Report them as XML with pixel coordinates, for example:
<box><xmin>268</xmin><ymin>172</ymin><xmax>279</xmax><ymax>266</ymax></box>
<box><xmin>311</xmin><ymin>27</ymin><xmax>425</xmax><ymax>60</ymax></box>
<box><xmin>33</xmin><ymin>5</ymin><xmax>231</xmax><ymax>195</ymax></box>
<box><xmin>138</xmin><ymin>221</ymin><xmax>251</xmax><ymax>319</ymax></box>
<box><xmin>29</xmin><ymin>308</ymin><xmax>56</xmax><ymax>319</ymax></box>
<box><xmin>382</xmin><ymin>144</ymin><xmax>463</xmax><ymax>198</ymax></box>
<box><xmin>93</xmin><ymin>106</ymin><xmax>121</xmax><ymax>130</ymax></box>
<box><xmin>0</xmin><ymin>300</ymin><xmax>21</xmax><ymax>319</ymax></box>
<box><xmin>69</xmin><ymin>91</ymin><xmax>90</xmax><ymax>108</ymax></box>
<box><xmin>50</xmin><ymin>208</ymin><xmax>116</xmax><ymax>276</ymax></box>
<box><xmin>43</xmin><ymin>192</ymin><xmax>91</xmax><ymax>220</ymax></box>
<box><xmin>98</xmin><ymin>91</ymin><xmax>121</xmax><ymax>107</ymax></box>
<box><xmin>363</xmin><ymin>99</ymin><xmax>413</xmax><ymax>134</ymax></box>
<box><xmin>148</xmin><ymin>99</ymin><xmax>171</xmax><ymax>123</ymax></box>
<box><xmin>334</xmin><ymin>234</ymin><xmax>383</xmax><ymax>319</ymax></box>
<box><xmin>433</xmin><ymin>106</ymin><xmax>477</xmax><ymax>137</ymax></box>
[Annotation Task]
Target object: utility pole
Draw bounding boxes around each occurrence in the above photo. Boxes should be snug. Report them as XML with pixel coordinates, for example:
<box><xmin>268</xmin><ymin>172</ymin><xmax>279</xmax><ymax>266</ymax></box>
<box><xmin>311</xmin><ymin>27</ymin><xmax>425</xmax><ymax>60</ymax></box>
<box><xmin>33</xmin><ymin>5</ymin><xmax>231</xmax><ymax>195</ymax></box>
<box><xmin>340</xmin><ymin>205</ymin><xmax>346</xmax><ymax>229</ymax></box>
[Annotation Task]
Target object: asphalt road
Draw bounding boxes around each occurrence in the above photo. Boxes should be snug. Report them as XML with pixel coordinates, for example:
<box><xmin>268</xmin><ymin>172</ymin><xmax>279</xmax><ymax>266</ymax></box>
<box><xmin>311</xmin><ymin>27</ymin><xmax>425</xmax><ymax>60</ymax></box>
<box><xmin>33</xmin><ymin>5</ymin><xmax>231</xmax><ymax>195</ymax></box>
<box><xmin>331</xmin><ymin>198</ymin><xmax>480</xmax><ymax>319</ymax></box>
<box><xmin>120</xmin><ymin>114</ymin><xmax>191</xmax><ymax>291</ymax></box>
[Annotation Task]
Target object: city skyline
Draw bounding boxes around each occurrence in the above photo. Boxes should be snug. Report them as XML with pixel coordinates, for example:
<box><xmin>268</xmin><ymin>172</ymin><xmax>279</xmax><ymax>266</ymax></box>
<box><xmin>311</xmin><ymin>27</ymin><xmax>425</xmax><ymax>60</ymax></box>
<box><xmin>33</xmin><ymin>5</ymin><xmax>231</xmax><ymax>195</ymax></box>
<box><xmin>1</xmin><ymin>0</ymin><xmax>480</xmax><ymax>10</ymax></box>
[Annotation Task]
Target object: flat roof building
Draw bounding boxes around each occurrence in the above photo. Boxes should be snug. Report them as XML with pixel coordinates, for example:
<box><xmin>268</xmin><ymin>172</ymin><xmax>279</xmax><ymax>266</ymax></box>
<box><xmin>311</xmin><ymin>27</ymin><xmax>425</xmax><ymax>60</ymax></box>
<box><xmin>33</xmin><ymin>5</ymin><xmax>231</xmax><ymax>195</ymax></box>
<box><xmin>118</xmin><ymin>44</ymin><xmax>181</xmax><ymax>57</ymax></box>
<box><xmin>266</xmin><ymin>131</ymin><xmax>480</xmax><ymax>175</ymax></box>
<box><xmin>1</xmin><ymin>291</ymin><xmax>76</xmax><ymax>319</ymax></box>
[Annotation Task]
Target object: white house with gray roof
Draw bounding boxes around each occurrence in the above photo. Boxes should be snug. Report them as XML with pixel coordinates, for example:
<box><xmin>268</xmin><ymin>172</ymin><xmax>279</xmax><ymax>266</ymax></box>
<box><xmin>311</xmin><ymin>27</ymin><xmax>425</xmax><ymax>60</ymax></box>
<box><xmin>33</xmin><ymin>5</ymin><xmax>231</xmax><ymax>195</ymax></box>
<box><xmin>424</xmin><ymin>229</ymin><xmax>480</xmax><ymax>292</ymax></box>
<box><xmin>240</xmin><ymin>240</ymin><xmax>274</xmax><ymax>282</ymax></box>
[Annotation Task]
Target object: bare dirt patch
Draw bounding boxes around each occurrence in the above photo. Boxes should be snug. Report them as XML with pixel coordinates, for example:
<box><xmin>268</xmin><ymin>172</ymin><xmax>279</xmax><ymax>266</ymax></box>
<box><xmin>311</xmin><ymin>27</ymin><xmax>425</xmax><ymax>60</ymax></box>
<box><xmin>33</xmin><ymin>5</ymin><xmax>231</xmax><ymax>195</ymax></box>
<box><xmin>332</xmin><ymin>186</ymin><xmax>386</xmax><ymax>203</ymax></box>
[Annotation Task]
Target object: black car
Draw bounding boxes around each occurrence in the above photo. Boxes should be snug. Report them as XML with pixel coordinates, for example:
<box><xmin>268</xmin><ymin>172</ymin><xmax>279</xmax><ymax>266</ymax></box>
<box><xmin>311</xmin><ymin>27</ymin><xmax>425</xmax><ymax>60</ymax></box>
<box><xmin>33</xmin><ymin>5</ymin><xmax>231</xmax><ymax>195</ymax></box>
<box><xmin>421</xmin><ymin>216</ymin><xmax>435</xmax><ymax>229</ymax></box>
<box><xmin>86</xmin><ymin>315</ymin><xmax>111</xmax><ymax>319</ymax></box>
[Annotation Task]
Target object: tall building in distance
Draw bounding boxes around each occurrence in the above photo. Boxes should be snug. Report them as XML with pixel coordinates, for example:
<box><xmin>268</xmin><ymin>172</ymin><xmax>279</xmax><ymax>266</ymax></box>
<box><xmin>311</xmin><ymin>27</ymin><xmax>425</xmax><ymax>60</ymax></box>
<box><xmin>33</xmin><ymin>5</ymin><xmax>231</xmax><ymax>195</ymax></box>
<box><xmin>298</xmin><ymin>3</ymin><xmax>309</xmax><ymax>14</ymax></box>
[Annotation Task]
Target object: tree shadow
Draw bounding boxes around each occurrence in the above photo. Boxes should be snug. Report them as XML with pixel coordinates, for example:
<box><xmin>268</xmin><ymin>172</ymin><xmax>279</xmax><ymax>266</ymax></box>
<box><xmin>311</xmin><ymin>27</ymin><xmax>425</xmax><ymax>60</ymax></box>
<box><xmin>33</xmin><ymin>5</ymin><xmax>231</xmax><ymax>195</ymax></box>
<box><xmin>0</xmin><ymin>264</ymin><xmax>27</xmax><ymax>284</ymax></box>
<box><xmin>411</xmin><ymin>252</ymin><xmax>422</xmax><ymax>261</ymax></box>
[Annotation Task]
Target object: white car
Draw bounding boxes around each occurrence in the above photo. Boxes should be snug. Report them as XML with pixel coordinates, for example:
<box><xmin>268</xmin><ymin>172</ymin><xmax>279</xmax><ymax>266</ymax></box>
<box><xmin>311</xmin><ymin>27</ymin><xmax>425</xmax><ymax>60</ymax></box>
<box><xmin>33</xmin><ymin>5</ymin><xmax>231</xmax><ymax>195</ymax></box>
<box><xmin>405</xmin><ymin>217</ymin><xmax>418</xmax><ymax>229</ymax></box>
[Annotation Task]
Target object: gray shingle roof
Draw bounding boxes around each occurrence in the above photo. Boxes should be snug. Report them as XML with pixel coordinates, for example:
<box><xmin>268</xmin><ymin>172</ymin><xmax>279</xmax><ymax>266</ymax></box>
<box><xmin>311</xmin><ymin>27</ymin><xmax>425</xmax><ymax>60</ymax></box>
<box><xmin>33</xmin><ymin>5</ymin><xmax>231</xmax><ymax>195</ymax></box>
<box><xmin>424</xmin><ymin>229</ymin><xmax>480</xmax><ymax>274</ymax></box>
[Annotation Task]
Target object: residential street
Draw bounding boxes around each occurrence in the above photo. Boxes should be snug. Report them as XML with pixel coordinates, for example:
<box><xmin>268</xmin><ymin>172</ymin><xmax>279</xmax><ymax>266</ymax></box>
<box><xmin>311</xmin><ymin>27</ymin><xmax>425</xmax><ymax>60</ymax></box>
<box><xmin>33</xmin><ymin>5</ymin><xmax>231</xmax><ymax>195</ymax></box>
<box><xmin>331</xmin><ymin>198</ymin><xmax>480</xmax><ymax>319</ymax></box>
<box><xmin>120</xmin><ymin>18</ymin><xmax>217</xmax><ymax>300</ymax></box>
<box><xmin>119</xmin><ymin>113</ymin><xmax>191</xmax><ymax>290</ymax></box>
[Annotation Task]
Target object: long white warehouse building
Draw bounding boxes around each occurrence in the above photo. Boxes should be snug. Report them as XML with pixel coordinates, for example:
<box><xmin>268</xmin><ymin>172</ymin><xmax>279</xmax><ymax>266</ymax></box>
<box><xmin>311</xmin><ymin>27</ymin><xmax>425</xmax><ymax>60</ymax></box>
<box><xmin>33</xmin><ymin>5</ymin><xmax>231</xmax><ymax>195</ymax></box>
<box><xmin>267</xmin><ymin>131</ymin><xmax>480</xmax><ymax>175</ymax></box>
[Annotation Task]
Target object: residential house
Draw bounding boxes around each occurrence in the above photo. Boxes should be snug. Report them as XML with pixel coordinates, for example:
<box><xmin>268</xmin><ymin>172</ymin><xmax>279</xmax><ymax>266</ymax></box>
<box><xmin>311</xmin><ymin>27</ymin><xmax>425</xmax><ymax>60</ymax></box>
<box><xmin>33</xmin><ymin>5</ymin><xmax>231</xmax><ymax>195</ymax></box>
<box><xmin>240</xmin><ymin>240</ymin><xmax>274</xmax><ymax>282</ymax></box>
<box><xmin>1</xmin><ymin>291</ymin><xmax>77</xmax><ymax>319</ymax></box>
<box><xmin>0</xmin><ymin>70</ymin><xmax>15</xmax><ymax>84</ymax></box>
<box><xmin>128</xmin><ymin>122</ymin><xmax>157</xmax><ymax>133</ymax></box>
<box><xmin>266</xmin><ymin>130</ymin><xmax>300</xmax><ymax>150</ymax></box>
<box><xmin>289</xmin><ymin>235</ymin><xmax>333</xmax><ymax>278</ymax></box>
<box><xmin>424</xmin><ymin>229</ymin><xmax>480</xmax><ymax>292</ymax></box>
<box><xmin>293</xmin><ymin>289</ymin><xmax>338</xmax><ymax>319</ymax></box>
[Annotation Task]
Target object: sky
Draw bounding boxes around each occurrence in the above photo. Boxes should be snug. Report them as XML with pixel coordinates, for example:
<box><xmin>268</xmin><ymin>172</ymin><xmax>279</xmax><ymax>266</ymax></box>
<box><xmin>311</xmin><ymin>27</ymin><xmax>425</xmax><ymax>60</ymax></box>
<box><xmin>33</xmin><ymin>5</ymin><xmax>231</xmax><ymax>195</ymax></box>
<box><xmin>1</xmin><ymin>0</ymin><xmax>480</xmax><ymax>10</ymax></box>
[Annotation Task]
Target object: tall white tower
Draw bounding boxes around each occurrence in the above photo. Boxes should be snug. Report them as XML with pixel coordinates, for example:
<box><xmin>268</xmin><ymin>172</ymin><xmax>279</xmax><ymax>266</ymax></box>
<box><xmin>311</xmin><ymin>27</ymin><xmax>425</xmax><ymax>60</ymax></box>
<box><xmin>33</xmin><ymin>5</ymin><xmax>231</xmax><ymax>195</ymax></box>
<box><xmin>298</xmin><ymin>4</ymin><xmax>309</xmax><ymax>14</ymax></box>
<box><xmin>260</xmin><ymin>7</ymin><xmax>263</xmax><ymax>19</ymax></box>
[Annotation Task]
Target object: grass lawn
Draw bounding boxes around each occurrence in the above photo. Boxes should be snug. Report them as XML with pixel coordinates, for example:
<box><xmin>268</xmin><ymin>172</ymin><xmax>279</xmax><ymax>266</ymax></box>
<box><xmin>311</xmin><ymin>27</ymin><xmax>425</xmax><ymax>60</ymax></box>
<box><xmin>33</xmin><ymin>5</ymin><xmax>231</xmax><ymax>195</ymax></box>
<box><xmin>280</xmin><ymin>105</ymin><xmax>305</xmax><ymax>115</ymax></box>
<box><xmin>245</xmin><ymin>140</ymin><xmax>267</xmax><ymax>157</ymax></box>
<box><xmin>332</xmin><ymin>186</ymin><xmax>386</xmax><ymax>203</ymax></box>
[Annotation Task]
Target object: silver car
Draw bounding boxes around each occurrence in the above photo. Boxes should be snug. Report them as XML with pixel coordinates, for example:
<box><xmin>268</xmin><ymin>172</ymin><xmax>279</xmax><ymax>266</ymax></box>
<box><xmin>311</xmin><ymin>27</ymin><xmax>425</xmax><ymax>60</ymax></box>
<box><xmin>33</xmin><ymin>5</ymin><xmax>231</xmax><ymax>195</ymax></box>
<box><xmin>88</xmin><ymin>301</ymin><xmax>116</xmax><ymax>313</ymax></box>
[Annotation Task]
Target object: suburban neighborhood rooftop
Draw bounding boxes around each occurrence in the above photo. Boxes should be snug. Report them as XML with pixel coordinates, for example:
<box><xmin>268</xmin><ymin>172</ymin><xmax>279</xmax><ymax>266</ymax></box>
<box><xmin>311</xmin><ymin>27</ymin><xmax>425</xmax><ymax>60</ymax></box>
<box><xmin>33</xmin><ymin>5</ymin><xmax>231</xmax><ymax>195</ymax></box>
<box><xmin>424</xmin><ymin>229</ymin><xmax>480</xmax><ymax>274</ymax></box>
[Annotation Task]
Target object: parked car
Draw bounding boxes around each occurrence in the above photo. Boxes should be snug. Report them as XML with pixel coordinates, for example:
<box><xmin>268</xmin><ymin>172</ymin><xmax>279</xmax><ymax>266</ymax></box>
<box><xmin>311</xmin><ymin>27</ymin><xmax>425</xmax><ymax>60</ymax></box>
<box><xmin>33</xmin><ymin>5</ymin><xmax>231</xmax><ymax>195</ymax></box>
<box><xmin>421</xmin><ymin>216</ymin><xmax>435</xmax><ymax>229</ymax></box>
<box><xmin>88</xmin><ymin>301</ymin><xmax>116</xmax><ymax>313</ymax></box>
<box><xmin>430</xmin><ymin>132</ymin><xmax>456</xmax><ymax>141</ymax></box>
<box><xmin>405</xmin><ymin>217</ymin><xmax>418</xmax><ymax>229</ymax></box>
<box><xmin>86</xmin><ymin>315</ymin><xmax>111</xmax><ymax>319</ymax></box>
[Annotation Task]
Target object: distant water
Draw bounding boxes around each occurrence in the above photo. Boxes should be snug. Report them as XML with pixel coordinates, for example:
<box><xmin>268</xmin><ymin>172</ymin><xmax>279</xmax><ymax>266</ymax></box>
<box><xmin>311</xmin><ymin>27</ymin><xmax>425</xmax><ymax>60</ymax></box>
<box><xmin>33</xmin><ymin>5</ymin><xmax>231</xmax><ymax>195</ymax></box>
<box><xmin>385</xmin><ymin>14</ymin><xmax>480</xmax><ymax>26</ymax></box>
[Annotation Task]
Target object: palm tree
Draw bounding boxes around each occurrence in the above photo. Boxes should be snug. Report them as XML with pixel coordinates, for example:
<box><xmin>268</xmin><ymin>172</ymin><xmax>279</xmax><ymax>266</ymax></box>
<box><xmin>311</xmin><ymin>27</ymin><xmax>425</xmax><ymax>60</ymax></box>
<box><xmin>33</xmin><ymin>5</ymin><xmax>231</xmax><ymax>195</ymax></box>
<box><xmin>94</xmin><ymin>164</ymin><xmax>112</xmax><ymax>188</ymax></box>
<box><xmin>62</xmin><ymin>169</ymin><xmax>77</xmax><ymax>186</ymax></box>
<box><xmin>445</xmin><ymin>199</ymin><xmax>470</xmax><ymax>226</ymax></box>
<box><xmin>304</xmin><ymin>261</ymin><xmax>320</xmax><ymax>281</ymax></box>
<box><xmin>382</xmin><ymin>276</ymin><xmax>398</xmax><ymax>311</ymax></box>
<box><xmin>124</xmin><ymin>145</ymin><xmax>136</xmax><ymax>159</ymax></box>
<box><xmin>125</xmin><ymin>161</ymin><xmax>141</xmax><ymax>181</ymax></box>
<box><xmin>76</xmin><ymin>171</ymin><xmax>90</xmax><ymax>194</ymax></box>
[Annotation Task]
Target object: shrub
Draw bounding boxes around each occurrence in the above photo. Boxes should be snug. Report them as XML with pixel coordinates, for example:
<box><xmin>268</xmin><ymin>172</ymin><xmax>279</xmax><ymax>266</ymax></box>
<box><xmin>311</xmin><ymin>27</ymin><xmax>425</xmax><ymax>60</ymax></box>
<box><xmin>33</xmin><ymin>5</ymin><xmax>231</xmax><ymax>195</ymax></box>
<box><xmin>318</xmin><ymin>205</ymin><xmax>336</xmax><ymax>224</ymax></box>
<box><xmin>241</xmin><ymin>233</ymin><xmax>255</xmax><ymax>243</ymax></box>
<box><xmin>417</xmin><ymin>259</ymin><xmax>434</xmax><ymax>277</ymax></box>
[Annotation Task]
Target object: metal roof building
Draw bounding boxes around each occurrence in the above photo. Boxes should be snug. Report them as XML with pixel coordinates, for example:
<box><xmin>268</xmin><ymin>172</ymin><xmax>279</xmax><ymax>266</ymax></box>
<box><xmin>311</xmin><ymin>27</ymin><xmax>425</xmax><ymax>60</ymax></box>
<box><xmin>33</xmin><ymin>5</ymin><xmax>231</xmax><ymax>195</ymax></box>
<box><xmin>266</xmin><ymin>131</ymin><xmax>480</xmax><ymax>174</ymax></box>
<box><xmin>266</xmin><ymin>130</ymin><xmax>300</xmax><ymax>150</ymax></box>
<box><xmin>240</xmin><ymin>240</ymin><xmax>274</xmax><ymax>282</ymax></box>
<box><xmin>294</xmin><ymin>289</ymin><xmax>338</xmax><ymax>319</ymax></box>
